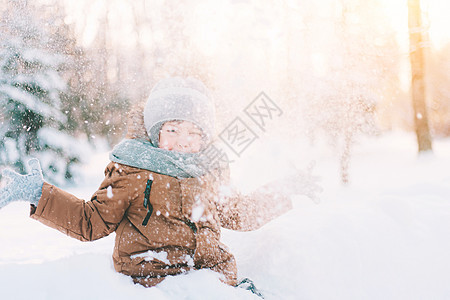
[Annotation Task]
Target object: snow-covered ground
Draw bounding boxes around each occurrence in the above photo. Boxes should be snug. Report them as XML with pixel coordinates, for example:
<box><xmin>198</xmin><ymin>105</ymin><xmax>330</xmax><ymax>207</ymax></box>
<box><xmin>1</xmin><ymin>131</ymin><xmax>449</xmax><ymax>300</ymax></box>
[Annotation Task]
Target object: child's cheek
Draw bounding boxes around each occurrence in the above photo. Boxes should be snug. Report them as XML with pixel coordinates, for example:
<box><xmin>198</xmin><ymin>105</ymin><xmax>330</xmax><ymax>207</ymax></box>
<box><xmin>159</xmin><ymin>138</ymin><xmax>174</xmax><ymax>151</ymax></box>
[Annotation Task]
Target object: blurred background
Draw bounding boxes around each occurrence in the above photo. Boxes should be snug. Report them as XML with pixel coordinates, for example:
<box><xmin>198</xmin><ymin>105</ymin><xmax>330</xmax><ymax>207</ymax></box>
<box><xmin>0</xmin><ymin>0</ymin><xmax>449</xmax><ymax>186</ymax></box>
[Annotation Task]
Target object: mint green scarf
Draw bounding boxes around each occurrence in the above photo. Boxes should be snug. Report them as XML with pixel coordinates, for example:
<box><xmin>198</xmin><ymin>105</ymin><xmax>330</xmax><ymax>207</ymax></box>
<box><xmin>109</xmin><ymin>139</ymin><xmax>208</xmax><ymax>178</ymax></box>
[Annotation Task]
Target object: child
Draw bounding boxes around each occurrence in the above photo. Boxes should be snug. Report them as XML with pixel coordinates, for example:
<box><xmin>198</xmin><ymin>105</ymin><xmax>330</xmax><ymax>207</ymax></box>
<box><xmin>0</xmin><ymin>77</ymin><xmax>300</xmax><ymax>288</ymax></box>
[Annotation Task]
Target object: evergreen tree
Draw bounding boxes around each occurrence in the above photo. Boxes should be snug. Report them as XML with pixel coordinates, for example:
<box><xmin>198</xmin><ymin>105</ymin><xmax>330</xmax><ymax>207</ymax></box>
<box><xmin>0</xmin><ymin>1</ymin><xmax>88</xmax><ymax>185</ymax></box>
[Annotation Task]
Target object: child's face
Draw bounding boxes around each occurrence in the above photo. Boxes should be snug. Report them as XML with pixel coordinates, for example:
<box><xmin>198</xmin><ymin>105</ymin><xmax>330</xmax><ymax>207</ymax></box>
<box><xmin>159</xmin><ymin>120</ymin><xmax>205</xmax><ymax>153</ymax></box>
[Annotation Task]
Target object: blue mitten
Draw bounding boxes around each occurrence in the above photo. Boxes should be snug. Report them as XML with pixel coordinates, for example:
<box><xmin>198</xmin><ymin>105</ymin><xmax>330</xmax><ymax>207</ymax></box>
<box><xmin>0</xmin><ymin>158</ymin><xmax>44</xmax><ymax>209</ymax></box>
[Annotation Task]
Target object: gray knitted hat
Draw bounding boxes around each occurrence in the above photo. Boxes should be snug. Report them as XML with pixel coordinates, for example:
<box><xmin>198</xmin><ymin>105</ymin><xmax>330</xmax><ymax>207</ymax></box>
<box><xmin>143</xmin><ymin>77</ymin><xmax>215</xmax><ymax>147</ymax></box>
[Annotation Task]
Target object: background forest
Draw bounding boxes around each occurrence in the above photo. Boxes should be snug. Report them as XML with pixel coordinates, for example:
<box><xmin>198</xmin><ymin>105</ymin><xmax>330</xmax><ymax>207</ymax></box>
<box><xmin>0</xmin><ymin>0</ymin><xmax>449</xmax><ymax>185</ymax></box>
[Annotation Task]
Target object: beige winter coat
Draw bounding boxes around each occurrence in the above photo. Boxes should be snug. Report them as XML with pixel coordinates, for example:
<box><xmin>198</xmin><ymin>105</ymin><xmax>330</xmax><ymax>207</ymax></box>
<box><xmin>30</xmin><ymin>106</ymin><xmax>292</xmax><ymax>287</ymax></box>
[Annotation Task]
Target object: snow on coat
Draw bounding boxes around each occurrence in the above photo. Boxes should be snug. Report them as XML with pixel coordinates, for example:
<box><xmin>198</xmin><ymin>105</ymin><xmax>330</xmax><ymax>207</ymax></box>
<box><xmin>30</xmin><ymin>163</ymin><xmax>237</xmax><ymax>287</ymax></box>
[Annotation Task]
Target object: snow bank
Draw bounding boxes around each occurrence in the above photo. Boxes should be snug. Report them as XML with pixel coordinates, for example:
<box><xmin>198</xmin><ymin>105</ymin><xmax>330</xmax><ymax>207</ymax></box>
<box><xmin>1</xmin><ymin>132</ymin><xmax>449</xmax><ymax>299</ymax></box>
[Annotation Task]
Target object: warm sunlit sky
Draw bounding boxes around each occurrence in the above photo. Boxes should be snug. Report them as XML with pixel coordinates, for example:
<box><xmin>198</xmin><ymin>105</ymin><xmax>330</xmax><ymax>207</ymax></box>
<box><xmin>377</xmin><ymin>0</ymin><xmax>450</xmax><ymax>91</ymax></box>
<box><xmin>57</xmin><ymin>0</ymin><xmax>450</xmax><ymax>98</ymax></box>
<box><xmin>61</xmin><ymin>0</ymin><xmax>450</xmax><ymax>50</ymax></box>
<box><xmin>379</xmin><ymin>0</ymin><xmax>450</xmax><ymax>50</ymax></box>
<box><xmin>418</xmin><ymin>0</ymin><xmax>450</xmax><ymax>49</ymax></box>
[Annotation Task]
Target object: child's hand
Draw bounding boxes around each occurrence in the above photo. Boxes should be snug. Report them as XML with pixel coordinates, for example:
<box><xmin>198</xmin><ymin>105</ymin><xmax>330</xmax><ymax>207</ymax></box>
<box><xmin>283</xmin><ymin>163</ymin><xmax>323</xmax><ymax>202</ymax></box>
<box><xmin>0</xmin><ymin>158</ymin><xmax>44</xmax><ymax>209</ymax></box>
<box><xmin>266</xmin><ymin>161</ymin><xmax>323</xmax><ymax>202</ymax></box>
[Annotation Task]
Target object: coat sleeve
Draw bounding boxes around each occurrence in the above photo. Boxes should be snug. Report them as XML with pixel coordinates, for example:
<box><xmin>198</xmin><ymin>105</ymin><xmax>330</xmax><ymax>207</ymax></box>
<box><xmin>30</xmin><ymin>162</ymin><xmax>131</xmax><ymax>242</ymax></box>
<box><xmin>216</xmin><ymin>184</ymin><xmax>293</xmax><ymax>232</ymax></box>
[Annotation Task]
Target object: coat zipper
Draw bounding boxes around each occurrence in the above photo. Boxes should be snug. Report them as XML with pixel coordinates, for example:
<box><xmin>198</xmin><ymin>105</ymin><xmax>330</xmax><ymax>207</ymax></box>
<box><xmin>142</xmin><ymin>179</ymin><xmax>153</xmax><ymax>226</ymax></box>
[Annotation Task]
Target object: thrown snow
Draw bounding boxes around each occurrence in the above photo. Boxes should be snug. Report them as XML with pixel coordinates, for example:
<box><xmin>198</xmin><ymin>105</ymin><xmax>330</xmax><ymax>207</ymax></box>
<box><xmin>0</xmin><ymin>132</ymin><xmax>449</xmax><ymax>300</ymax></box>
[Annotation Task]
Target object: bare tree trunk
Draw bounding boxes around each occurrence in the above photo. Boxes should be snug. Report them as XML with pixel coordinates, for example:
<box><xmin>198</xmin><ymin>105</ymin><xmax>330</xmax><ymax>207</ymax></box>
<box><xmin>408</xmin><ymin>0</ymin><xmax>432</xmax><ymax>152</ymax></box>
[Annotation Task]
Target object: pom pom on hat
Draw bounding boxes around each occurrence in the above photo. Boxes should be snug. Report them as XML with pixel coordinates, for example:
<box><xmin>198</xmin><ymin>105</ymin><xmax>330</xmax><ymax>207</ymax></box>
<box><xmin>143</xmin><ymin>77</ymin><xmax>216</xmax><ymax>147</ymax></box>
